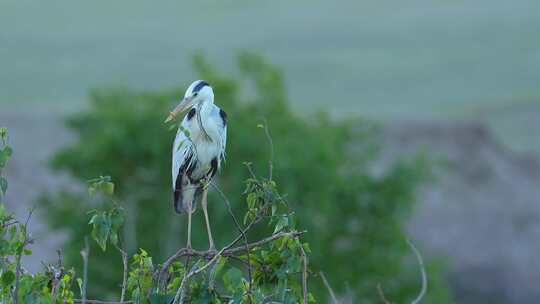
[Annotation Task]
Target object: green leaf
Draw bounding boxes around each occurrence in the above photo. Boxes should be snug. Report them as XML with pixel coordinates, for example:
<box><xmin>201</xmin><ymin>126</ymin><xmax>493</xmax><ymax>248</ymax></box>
<box><xmin>103</xmin><ymin>182</ymin><xmax>115</xmax><ymax>196</ymax></box>
<box><xmin>302</xmin><ymin>243</ymin><xmax>311</xmax><ymax>253</ymax></box>
<box><xmin>0</xmin><ymin>127</ymin><xmax>7</xmax><ymax>140</ymax></box>
<box><xmin>273</xmin><ymin>217</ymin><xmax>288</xmax><ymax>234</ymax></box>
<box><xmin>0</xmin><ymin>147</ymin><xmax>13</xmax><ymax>167</ymax></box>
<box><xmin>88</xmin><ymin>213</ymin><xmax>98</xmax><ymax>225</ymax></box>
<box><xmin>90</xmin><ymin>212</ymin><xmax>111</xmax><ymax>251</ymax></box>
<box><xmin>109</xmin><ymin>207</ymin><xmax>125</xmax><ymax>246</ymax></box>
<box><xmin>1</xmin><ymin>270</ymin><xmax>15</xmax><ymax>286</ymax></box>
<box><xmin>77</xmin><ymin>278</ymin><xmax>83</xmax><ymax>296</ymax></box>
<box><xmin>308</xmin><ymin>293</ymin><xmax>316</xmax><ymax>303</ymax></box>
<box><xmin>0</xmin><ymin>177</ymin><xmax>7</xmax><ymax>195</ymax></box>
<box><xmin>246</xmin><ymin>192</ymin><xmax>257</xmax><ymax>209</ymax></box>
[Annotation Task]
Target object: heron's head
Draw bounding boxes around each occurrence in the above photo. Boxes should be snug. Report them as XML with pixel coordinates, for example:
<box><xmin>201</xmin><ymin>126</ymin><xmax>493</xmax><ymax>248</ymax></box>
<box><xmin>165</xmin><ymin>80</ymin><xmax>214</xmax><ymax>123</ymax></box>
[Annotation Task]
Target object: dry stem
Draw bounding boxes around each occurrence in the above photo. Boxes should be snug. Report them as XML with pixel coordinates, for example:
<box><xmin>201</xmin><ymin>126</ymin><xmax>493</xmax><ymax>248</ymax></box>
<box><xmin>299</xmin><ymin>242</ymin><xmax>308</xmax><ymax>304</ymax></box>
<box><xmin>320</xmin><ymin>272</ymin><xmax>339</xmax><ymax>304</ymax></box>
<box><xmin>80</xmin><ymin>237</ymin><xmax>90</xmax><ymax>304</ymax></box>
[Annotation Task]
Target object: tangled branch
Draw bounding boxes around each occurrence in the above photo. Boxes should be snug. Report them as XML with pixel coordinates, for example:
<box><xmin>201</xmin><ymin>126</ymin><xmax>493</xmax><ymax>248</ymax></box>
<box><xmin>74</xmin><ymin>301</ymin><xmax>133</xmax><ymax>304</ymax></box>
<box><xmin>158</xmin><ymin>230</ymin><xmax>305</xmax><ymax>285</ymax></box>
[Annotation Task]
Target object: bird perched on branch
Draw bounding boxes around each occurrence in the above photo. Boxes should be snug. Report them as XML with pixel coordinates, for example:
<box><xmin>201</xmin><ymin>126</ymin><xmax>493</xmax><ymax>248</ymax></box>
<box><xmin>165</xmin><ymin>80</ymin><xmax>227</xmax><ymax>250</ymax></box>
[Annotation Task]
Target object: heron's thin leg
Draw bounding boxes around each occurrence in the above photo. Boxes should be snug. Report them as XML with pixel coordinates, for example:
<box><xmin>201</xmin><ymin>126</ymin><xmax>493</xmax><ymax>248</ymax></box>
<box><xmin>202</xmin><ymin>187</ymin><xmax>215</xmax><ymax>250</ymax></box>
<box><xmin>187</xmin><ymin>200</ymin><xmax>193</xmax><ymax>249</ymax></box>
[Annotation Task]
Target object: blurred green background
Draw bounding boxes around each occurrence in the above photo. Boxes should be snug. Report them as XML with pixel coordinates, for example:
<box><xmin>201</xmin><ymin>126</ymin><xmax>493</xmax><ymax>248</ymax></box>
<box><xmin>1</xmin><ymin>0</ymin><xmax>540</xmax><ymax>303</ymax></box>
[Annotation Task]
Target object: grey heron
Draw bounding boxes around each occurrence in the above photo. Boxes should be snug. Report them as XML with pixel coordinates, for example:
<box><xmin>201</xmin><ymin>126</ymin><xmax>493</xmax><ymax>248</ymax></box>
<box><xmin>165</xmin><ymin>80</ymin><xmax>227</xmax><ymax>250</ymax></box>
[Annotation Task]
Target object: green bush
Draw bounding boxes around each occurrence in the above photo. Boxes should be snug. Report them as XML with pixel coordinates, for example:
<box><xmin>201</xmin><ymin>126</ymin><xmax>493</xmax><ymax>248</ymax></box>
<box><xmin>42</xmin><ymin>52</ymin><xmax>452</xmax><ymax>302</ymax></box>
<box><xmin>0</xmin><ymin>128</ymin><xmax>314</xmax><ymax>303</ymax></box>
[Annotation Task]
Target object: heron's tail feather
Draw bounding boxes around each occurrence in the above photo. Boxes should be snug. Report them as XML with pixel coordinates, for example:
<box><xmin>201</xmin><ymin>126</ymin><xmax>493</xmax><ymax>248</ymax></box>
<box><xmin>173</xmin><ymin>183</ymin><xmax>202</xmax><ymax>214</ymax></box>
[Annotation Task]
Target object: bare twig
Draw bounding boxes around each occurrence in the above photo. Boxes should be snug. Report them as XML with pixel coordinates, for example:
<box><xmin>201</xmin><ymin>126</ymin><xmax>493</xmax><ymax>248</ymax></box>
<box><xmin>407</xmin><ymin>239</ymin><xmax>427</xmax><ymax>304</ymax></box>
<box><xmin>243</xmin><ymin>162</ymin><xmax>257</xmax><ymax>179</ymax></box>
<box><xmin>211</xmin><ymin>182</ymin><xmax>253</xmax><ymax>302</ymax></box>
<box><xmin>174</xmin><ymin>243</ymin><xmax>230</xmax><ymax>304</ymax></box>
<box><xmin>74</xmin><ymin>300</ymin><xmax>133</xmax><ymax>304</ymax></box>
<box><xmin>13</xmin><ymin>248</ymin><xmax>22</xmax><ymax>303</ymax></box>
<box><xmin>115</xmin><ymin>245</ymin><xmax>128</xmax><ymax>303</ymax></box>
<box><xmin>51</xmin><ymin>250</ymin><xmax>64</xmax><ymax>301</ymax></box>
<box><xmin>158</xmin><ymin>231</ymin><xmax>304</xmax><ymax>285</ymax></box>
<box><xmin>157</xmin><ymin>189</ymin><xmax>272</xmax><ymax>284</ymax></box>
<box><xmin>13</xmin><ymin>207</ymin><xmax>35</xmax><ymax>304</ymax></box>
<box><xmin>170</xmin><ymin>208</ymin><xmax>296</xmax><ymax>304</ymax></box>
<box><xmin>80</xmin><ymin>237</ymin><xmax>90</xmax><ymax>304</ymax></box>
<box><xmin>173</xmin><ymin>260</ymin><xmax>201</xmax><ymax>304</ymax></box>
<box><xmin>261</xmin><ymin>119</ymin><xmax>274</xmax><ymax>181</ymax></box>
<box><xmin>320</xmin><ymin>272</ymin><xmax>339</xmax><ymax>304</ymax></box>
<box><xmin>299</xmin><ymin>243</ymin><xmax>308</xmax><ymax>304</ymax></box>
<box><xmin>377</xmin><ymin>284</ymin><xmax>392</xmax><ymax>304</ymax></box>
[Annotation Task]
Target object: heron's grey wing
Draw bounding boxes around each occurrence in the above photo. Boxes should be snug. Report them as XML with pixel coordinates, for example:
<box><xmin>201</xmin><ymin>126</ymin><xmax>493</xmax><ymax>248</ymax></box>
<box><xmin>219</xmin><ymin>124</ymin><xmax>227</xmax><ymax>164</ymax></box>
<box><xmin>217</xmin><ymin>108</ymin><xmax>228</xmax><ymax>166</ymax></box>
<box><xmin>172</xmin><ymin>120</ymin><xmax>194</xmax><ymax>189</ymax></box>
<box><xmin>172</xmin><ymin>119</ymin><xmax>198</xmax><ymax>213</ymax></box>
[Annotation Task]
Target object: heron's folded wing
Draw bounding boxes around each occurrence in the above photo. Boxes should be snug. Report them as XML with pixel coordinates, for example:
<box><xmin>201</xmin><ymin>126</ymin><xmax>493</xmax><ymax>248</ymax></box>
<box><xmin>172</xmin><ymin>122</ymin><xmax>195</xmax><ymax>189</ymax></box>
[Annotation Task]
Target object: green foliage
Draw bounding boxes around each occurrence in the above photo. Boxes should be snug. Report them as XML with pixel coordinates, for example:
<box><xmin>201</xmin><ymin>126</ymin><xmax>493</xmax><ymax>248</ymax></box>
<box><xmin>0</xmin><ymin>129</ymin><xmax>77</xmax><ymax>304</ymax></box>
<box><xmin>0</xmin><ymin>128</ymin><xmax>11</xmax><ymax>197</ymax></box>
<box><xmin>81</xmin><ymin>162</ymin><xmax>311</xmax><ymax>303</ymax></box>
<box><xmin>88</xmin><ymin>205</ymin><xmax>124</xmax><ymax>251</ymax></box>
<box><xmin>1</xmin><ymin>129</ymin><xmax>312</xmax><ymax>303</ymax></box>
<box><xmin>42</xmin><ymin>52</ymin><xmax>452</xmax><ymax>302</ymax></box>
<box><xmin>87</xmin><ymin>176</ymin><xmax>124</xmax><ymax>251</ymax></box>
<box><xmin>127</xmin><ymin>249</ymin><xmax>154</xmax><ymax>301</ymax></box>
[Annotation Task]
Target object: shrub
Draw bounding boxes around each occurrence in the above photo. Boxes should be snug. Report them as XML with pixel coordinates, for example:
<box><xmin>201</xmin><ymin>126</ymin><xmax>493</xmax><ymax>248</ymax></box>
<box><xmin>42</xmin><ymin>52</ymin><xmax>452</xmax><ymax>302</ymax></box>
<box><xmin>0</xmin><ymin>128</ymin><xmax>314</xmax><ymax>303</ymax></box>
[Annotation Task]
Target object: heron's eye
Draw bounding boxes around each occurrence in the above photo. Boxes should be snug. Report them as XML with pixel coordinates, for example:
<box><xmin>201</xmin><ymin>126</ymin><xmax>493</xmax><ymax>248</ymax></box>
<box><xmin>193</xmin><ymin>92</ymin><xmax>198</xmax><ymax>97</ymax></box>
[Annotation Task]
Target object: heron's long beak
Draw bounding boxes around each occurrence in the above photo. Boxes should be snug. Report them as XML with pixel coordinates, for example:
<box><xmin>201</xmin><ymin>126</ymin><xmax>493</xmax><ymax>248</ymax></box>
<box><xmin>164</xmin><ymin>96</ymin><xmax>195</xmax><ymax>123</ymax></box>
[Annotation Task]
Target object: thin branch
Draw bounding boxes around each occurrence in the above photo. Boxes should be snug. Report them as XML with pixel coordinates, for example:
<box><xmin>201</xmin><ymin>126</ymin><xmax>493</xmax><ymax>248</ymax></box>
<box><xmin>157</xmin><ymin>191</ymin><xmax>272</xmax><ymax>284</ymax></box>
<box><xmin>170</xmin><ymin>207</ymin><xmax>295</xmax><ymax>304</ymax></box>
<box><xmin>221</xmin><ymin>231</ymin><xmax>304</xmax><ymax>256</ymax></box>
<box><xmin>173</xmin><ymin>260</ymin><xmax>201</xmax><ymax>304</ymax></box>
<box><xmin>407</xmin><ymin>239</ymin><xmax>427</xmax><ymax>304</ymax></box>
<box><xmin>158</xmin><ymin>231</ymin><xmax>304</xmax><ymax>284</ymax></box>
<box><xmin>377</xmin><ymin>284</ymin><xmax>392</xmax><ymax>304</ymax></box>
<box><xmin>51</xmin><ymin>250</ymin><xmax>64</xmax><ymax>301</ymax></box>
<box><xmin>211</xmin><ymin>182</ymin><xmax>253</xmax><ymax>302</ymax></box>
<box><xmin>13</xmin><ymin>207</ymin><xmax>35</xmax><ymax>304</ymax></box>
<box><xmin>261</xmin><ymin>119</ymin><xmax>274</xmax><ymax>181</ymax></box>
<box><xmin>13</xmin><ymin>246</ymin><xmax>23</xmax><ymax>304</ymax></box>
<box><xmin>320</xmin><ymin>272</ymin><xmax>338</xmax><ymax>304</ymax></box>
<box><xmin>243</xmin><ymin>162</ymin><xmax>257</xmax><ymax>179</ymax></box>
<box><xmin>74</xmin><ymin>300</ymin><xmax>133</xmax><ymax>304</ymax></box>
<box><xmin>80</xmin><ymin>237</ymin><xmax>90</xmax><ymax>304</ymax></box>
<box><xmin>115</xmin><ymin>245</ymin><xmax>128</xmax><ymax>303</ymax></box>
<box><xmin>175</xmin><ymin>240</ymin><xmax>231</xmax><ymax>304</ymax></box>
<box><xmin>299</xmin><ymin>242</ymin><xmax>308</xmax><ymax>304</ymax></box>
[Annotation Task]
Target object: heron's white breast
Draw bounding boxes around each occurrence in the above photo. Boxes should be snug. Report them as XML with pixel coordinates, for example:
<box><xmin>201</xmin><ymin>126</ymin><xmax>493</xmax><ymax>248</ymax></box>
<box><xmin>187</xmin><ymin>105</ymin><xmax>223</xmax><ymax>175</ymax></box>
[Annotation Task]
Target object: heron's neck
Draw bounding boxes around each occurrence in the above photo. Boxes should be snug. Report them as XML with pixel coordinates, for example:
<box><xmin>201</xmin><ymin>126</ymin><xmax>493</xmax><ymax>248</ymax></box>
<box><xmin>198</xmin><ymin>98</ymin><xmax>214</xmax><ymax>118</ymax></box>
<box><xmin>196</xmin><ymin>99</ymin><xmax>214</xmax><ymax>141</ymax></box>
